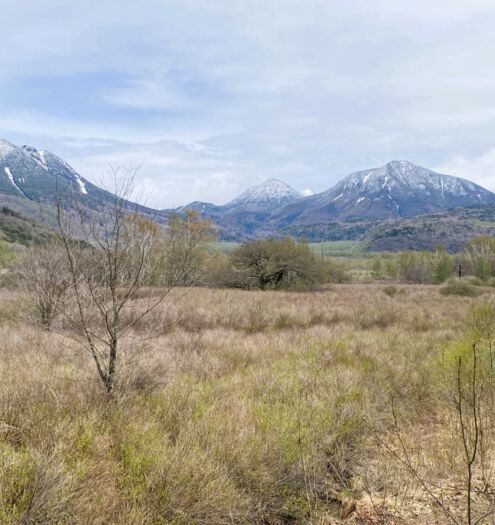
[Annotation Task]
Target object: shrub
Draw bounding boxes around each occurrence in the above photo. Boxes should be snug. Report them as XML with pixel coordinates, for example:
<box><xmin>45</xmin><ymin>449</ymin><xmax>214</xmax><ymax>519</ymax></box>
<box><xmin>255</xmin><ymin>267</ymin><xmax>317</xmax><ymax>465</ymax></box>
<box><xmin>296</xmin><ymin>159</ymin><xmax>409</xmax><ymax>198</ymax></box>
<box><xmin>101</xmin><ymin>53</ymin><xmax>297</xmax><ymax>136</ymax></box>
<box><xmin>464</xmin><ymin>236</ymin><xmax>495</xmax><ymax>281</ymax></box>
<box><xmin>319</xmin><ymin>259</ymin><xmax>350</xmax><ymax>283</ymax></box>
<box><xmin>231</xmin><ymin>238</ymin><xmax>321</xmax><ymax>290</ymax></box>
<box><xmin>157</xmin><ymin>210</ymin><xmax>216</xmax><ymax>286</ymax></box>
<box><xmin>201</xmin><ymin>252</ymin><xmax>250</xmax><ymax>289</ymax></box>
<box><xmin>433</xmin><ymin>248</ymin><xmax>453</xmax><ymax>283</ymax></box>
<box><xmin>396</xmin><ymin>249</ymin><xmax>453</xmax><ymax>284</ymax></box>
<box><xmin>467</xmin><ymin>301</ymin><xmax>495</xmax><ymax>339</ymax></box>
<box><xmin>354</xmin><ymin>306</ymin><xmax>399</xmax><ymax>329</ymax></box>
<box><xmin>440</xmin><ymin>279</ymin><xmax>482</xmax><ymax>297</ymax></box>
<box><xmin>382</xmin><ymin>285</ymin><xmax>405</xmax><ymax>297</ymax></box>
<box><xmin>464</xmin><ymin>275</ymin><xmax>483</xmax><ymax>286</ymax></box>
<box><xmin>14</xmin><ymin>243</ymin><xmax>70</xmax><ymax>330</ymax></box>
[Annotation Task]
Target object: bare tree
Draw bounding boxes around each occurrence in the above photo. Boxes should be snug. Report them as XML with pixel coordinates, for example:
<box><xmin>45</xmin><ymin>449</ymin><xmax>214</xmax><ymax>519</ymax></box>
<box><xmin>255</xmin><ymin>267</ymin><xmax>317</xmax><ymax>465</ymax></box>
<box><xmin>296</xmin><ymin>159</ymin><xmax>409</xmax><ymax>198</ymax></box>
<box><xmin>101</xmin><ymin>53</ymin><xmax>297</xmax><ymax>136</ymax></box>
<box><xmin>366</xmin><ymin>340</ymin><xmax>495</xmax><ymax>525</ymax></box>
<box><xmin>16</xmin><ymin>242</ymin><xmax>70</xmax><ymax>330</ymax></box>
<box><xmin>465</xmin><ymin>236</ymin><xmax>495</xmax><ymax>281</ymax></box>
<box><xmin>55</xmin><ymin>168</ymin><xmax>171</xmax><ymax>393</ymax></box>
<box><xmin>164</xmin><ymin>209</ymin><xmax>215</xmax><ymax>286</ymax></box>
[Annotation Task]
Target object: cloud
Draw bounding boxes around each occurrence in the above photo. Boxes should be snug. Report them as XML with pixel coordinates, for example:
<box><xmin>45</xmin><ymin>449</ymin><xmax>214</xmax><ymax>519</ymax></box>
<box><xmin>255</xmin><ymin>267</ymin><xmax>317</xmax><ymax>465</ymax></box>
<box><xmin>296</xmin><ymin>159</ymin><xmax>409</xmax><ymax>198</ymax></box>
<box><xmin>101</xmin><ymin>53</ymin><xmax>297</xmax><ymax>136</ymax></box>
<box><xmin>62</xmin><ymin>139</ymin><xmax>254</xmax><ymax>208</ymax></box>
<box><xmin>103</xmin><ymin>79</ymin><xmax>184</xmax><ymax>110</ymax></box>
<box><xmin>435</xmin><ymin>149</ymin><xmax>495</xmax><ymax>193</ymax></box>
<box><xmin>2</xmin><ymin>1</ymin><xmax>495</xmax><ymax>202</ymax></box>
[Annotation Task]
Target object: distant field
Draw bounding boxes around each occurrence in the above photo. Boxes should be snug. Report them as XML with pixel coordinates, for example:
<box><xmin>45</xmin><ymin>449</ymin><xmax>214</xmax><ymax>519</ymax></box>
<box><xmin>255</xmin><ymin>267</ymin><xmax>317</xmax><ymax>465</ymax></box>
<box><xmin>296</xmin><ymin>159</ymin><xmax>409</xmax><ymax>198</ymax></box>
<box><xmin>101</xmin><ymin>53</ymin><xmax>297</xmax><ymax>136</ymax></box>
<box><xmin>307</xmin><ymin>240</ymin><xmax>368</xmax><ymax>256</ymax></box>
<box><xmin>208</xmin><ymin>239</ymin><xmax>369</xmax><ymax>256</ymax></box>
<box><xmin>207</xmin><ymin>241</ymin><xmax>241</xmax><ymax>253</ymax></box>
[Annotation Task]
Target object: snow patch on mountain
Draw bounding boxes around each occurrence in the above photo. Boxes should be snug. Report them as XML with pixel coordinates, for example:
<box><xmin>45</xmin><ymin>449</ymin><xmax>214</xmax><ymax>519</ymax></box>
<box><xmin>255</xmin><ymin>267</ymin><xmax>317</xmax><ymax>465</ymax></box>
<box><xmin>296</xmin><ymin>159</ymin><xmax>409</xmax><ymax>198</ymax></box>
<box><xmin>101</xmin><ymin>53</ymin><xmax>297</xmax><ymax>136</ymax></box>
<box><xmin>73</xmin><ymin>172</ymin><xmax>88</xmax><ymax>194</ymax></box>
<box><xmin>22</xmin><ymin>145</ymin><xmax>48</xmax><ymax>171</ymax></box>
<box><xmin>4</xmin><ymin>167</ymin><xmax>25</xmax><ymax>196</ymax></box>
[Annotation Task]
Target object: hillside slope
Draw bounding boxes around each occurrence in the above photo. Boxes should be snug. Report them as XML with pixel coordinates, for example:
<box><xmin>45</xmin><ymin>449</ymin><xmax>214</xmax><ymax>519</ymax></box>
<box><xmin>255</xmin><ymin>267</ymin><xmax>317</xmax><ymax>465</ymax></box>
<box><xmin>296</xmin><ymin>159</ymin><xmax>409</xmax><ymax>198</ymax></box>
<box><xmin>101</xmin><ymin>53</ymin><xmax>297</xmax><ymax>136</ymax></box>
<box><xmin>0</xmin><ymin>140</ymin><xmax>164</xmax><ymax>221</ymax></box>
<box><xmin>270</xmin><ymin>160</ymin><xmax>495</xmax><ymax>226</ymax></box>
<box><xmin>280</xmin><ymin>205</ymin><xmax>495</xmax><ymax>252</ymax></box>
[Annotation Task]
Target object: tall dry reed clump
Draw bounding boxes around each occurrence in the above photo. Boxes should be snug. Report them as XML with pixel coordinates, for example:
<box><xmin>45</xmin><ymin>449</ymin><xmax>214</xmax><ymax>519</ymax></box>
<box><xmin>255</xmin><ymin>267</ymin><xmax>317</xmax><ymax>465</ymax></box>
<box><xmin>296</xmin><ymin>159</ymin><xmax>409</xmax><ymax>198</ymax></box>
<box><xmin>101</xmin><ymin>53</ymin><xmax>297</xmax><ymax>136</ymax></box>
<box><xmin>0</xmin><ymin>284</ymin><xmax>493</xmax><ymax>524</ymax></box>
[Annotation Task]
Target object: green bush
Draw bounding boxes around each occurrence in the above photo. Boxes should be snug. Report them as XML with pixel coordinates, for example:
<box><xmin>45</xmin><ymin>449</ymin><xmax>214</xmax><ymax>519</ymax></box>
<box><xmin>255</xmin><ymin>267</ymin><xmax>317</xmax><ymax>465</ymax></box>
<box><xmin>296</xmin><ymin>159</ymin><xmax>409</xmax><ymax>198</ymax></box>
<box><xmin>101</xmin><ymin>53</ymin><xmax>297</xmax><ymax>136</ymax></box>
<box><xmin>319</xmin><ymin>259</ymin><xmax>350</xmax><ymax>283</ymax></box>
<box><xmin>397</xmin><ymin>249</ymin><xmax>453</xmax><ymax>284</ymax></box>
<box><xmin>464</xmin><ymin>236</ymin><xmax>495</xmax><ymax>281</ymax></box>
<box><xmin>231</xmin><ymin>238</ymin><xmax>321</xmax><ymax>290</ymax></box>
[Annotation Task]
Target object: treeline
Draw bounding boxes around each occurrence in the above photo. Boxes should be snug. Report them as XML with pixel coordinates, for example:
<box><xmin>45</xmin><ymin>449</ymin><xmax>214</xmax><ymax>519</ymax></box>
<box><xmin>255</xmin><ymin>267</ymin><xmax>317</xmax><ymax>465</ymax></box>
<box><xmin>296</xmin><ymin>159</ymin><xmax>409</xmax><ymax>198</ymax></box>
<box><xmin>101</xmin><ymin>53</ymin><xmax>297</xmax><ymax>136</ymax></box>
<box><xmin>370</xmin><ymin>236</ymin><xmax>495</xmax><ymax>284</ymax></box>
<box><xmin>158</xmin><ymin>214</ymin><xmax>495</xmax><ymax>287</ymax></box>
<box><xmin>155</xmin><ymin>211</ymin><xmax>331</xmax><ymax>290</ymax></box>
<box><xmin>7</xmin><ymin>207</ymin><xmax>495</xmax><ymax>294</ymax></box>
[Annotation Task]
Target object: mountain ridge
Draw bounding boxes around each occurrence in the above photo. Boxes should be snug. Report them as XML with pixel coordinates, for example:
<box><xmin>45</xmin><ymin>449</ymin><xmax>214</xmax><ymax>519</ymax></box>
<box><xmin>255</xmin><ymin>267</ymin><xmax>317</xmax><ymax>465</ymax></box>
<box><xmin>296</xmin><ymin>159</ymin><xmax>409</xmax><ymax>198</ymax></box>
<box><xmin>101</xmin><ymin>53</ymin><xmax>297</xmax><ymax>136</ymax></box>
<box><xmin>176</xmin><ymin>160</ymin><xmax>495</xmax><ymax>239</ymax></box>
<box><xmin>0</xmin><ymin>139</ymin><xmax>164</xmax><ymax>223</ymax></box>
<box><xmin>1</xmin><ymin>139</ymin><xmax>495</xmax><ymax>246</ymax></box>
<box><xmin>269</xmin><ymin>160</ymin><xmax>495</xmax><ymax>226</ymax></box>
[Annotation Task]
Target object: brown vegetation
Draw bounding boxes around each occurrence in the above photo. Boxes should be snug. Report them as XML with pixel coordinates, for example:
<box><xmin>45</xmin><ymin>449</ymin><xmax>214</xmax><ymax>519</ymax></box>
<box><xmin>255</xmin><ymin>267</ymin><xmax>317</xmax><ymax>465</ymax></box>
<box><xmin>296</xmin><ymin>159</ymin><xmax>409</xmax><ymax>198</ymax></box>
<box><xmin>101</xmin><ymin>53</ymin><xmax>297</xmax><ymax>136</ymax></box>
<box><xmin>2</xmin><ymin>284</ymin><xmax>495</xmax><ymax>523</ymax></box>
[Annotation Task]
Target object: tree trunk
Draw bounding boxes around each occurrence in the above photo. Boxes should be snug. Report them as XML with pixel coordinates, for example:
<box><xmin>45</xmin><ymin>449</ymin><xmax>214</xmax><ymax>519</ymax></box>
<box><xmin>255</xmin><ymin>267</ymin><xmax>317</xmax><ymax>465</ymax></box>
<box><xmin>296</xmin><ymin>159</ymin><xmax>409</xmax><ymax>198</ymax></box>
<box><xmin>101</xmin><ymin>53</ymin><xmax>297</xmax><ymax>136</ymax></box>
<box><xmin>106</xmin><ymin>339</ymin><xmax>117</xmax><ymax>393</ymax></box>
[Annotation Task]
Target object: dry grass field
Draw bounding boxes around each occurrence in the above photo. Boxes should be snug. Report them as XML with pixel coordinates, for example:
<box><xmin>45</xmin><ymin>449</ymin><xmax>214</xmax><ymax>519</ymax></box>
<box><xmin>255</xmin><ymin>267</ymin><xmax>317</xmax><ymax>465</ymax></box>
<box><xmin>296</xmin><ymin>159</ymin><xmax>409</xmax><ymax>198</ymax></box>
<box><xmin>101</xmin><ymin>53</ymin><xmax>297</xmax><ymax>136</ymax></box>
<box><xmin>1</xmin><ymin>284</ymin><xmax>495</xmax><ymax>524</ymax></box>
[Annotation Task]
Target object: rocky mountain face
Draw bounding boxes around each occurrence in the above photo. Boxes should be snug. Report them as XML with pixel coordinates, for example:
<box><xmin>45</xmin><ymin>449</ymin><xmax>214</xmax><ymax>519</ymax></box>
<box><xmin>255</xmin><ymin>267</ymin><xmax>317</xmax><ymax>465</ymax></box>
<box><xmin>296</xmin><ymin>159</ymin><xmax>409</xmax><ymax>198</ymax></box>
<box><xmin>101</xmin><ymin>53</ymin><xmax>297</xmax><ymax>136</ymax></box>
<box><xmin>0</xmin><ymin>139</ymin><xmax>99</xmax><ymax>203</ymax></box>
<box><xmin>0</xmin><ymin>139</ymin><xmax>162</xmax><ymax>221</ymax></box>
<box><xmin>269</xmin><ymin>161</ymin><xmax>495</xmax><ymax>227</ymax></box>
<box><xmin>178</xmin><ymin>179</ymin><xmax>302</xmax><ymax>215</ymax></box>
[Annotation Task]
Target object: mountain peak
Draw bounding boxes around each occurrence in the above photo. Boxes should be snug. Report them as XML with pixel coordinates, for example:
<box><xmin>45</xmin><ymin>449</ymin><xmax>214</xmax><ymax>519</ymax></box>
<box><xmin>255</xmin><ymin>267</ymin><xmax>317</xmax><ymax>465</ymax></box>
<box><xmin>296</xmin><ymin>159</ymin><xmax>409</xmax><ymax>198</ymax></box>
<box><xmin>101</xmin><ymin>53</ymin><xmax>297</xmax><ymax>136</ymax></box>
<box><xmin>0</xmin><ymin>138</ymin><xmax>98</xmax><ymax>200</ymax></box>
<box><xmin>385</xmin><ymin>159</ymin><xmax>418</xmax><ymax>173</ymax></box>
<box><xmin>328</xmin><ymin>161</ymin><xmax>495</xmax><ymax>219</ymax></box>
<box><xmin>224</xmin><ymin>178</ymin><xmax>303</xmax><ymax>211</ymax></box>
<box><xmin>0</xmin><ymin>139</ymin><xmax>16</xmax><ymax>157</ymax></box>
<box><xmin>264</xmin><ymin>177</ymin><xmax>289</xmax><ymax>185</ymax></box>
<box><xmin>272</xmin><ymin>160</ymin><xmax>495</xmax><ymax>225</ymax></box>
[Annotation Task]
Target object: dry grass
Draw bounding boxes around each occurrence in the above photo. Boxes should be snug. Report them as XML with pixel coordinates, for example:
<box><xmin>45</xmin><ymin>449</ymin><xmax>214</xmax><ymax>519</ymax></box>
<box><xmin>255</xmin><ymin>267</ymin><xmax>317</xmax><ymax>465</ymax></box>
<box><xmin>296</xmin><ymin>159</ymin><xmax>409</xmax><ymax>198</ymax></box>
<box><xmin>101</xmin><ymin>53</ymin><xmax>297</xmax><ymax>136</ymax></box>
<box><xmin>0</xmin><ymin>284</ymin><xmax>494</xmax><ymax>524</ymax></box>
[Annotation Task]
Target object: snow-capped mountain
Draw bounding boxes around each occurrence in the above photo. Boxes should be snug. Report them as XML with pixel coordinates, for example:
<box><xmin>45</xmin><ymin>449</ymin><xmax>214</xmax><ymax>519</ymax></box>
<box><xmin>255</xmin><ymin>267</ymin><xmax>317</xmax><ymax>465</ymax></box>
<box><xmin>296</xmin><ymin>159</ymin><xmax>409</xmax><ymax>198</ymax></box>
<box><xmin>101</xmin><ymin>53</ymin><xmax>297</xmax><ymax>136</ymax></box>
<box><xmin>327</xmin><ymin>160</ymin><xmax>495</xmax><ymax>217</ymax></box>
<box><xmin>223</xmin><ymin>179</ymin><xmax>303</xmax><ymax>211</ymax></box>
<box><xmin>271</xmin><ymin>160</ymin><xmax>495</xmax><ymax>225</ymax></box>
<box><xmin>176</xmin><ymin>179</ymin><xmax>304</xmax><ymax>238</ymax></box>
<box><xmin>0</xmin><ymin>139</ymin><xmax>160</xmax><ymax>220</ymax></box>
<box><xmin>1</xmin><ymin>138</ymin><xmax>494</xmax><ymax>244</ymax></box>
<box><xmin>0</xmin><ymin>139</ymin><xmax>91</xmax><ymax>201</ymax></box>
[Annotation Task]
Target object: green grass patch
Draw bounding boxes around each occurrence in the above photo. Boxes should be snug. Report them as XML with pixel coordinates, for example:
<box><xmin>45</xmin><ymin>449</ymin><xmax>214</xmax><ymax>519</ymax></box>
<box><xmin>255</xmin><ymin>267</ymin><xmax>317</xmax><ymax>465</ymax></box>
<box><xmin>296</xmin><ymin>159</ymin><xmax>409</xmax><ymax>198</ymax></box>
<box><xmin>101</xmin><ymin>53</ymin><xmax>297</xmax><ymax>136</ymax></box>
<box><xmin>206</xmin><ymin>241</ymin><xmax>240</xmax><ymax>253</ymax></box>
<box><xmin>209</xmin><ymin>240</ymin><xmax>369</xmax><ymax>257</ymax></box>
<box><xmin>308</xmin><ymin>240</ymin><xmax>368</xmax><ymax>257</ymax></box>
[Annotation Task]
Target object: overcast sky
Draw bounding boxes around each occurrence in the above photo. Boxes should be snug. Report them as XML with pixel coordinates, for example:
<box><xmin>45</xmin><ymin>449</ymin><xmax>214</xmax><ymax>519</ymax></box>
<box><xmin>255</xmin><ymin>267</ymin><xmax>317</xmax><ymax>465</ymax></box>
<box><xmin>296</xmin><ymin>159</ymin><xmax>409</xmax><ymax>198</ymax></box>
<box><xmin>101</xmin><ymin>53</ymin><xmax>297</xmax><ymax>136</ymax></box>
<box><xmin>2</xmin><ymin>0</ymin><xmax>495</xmax><ymax>207</ymax></box>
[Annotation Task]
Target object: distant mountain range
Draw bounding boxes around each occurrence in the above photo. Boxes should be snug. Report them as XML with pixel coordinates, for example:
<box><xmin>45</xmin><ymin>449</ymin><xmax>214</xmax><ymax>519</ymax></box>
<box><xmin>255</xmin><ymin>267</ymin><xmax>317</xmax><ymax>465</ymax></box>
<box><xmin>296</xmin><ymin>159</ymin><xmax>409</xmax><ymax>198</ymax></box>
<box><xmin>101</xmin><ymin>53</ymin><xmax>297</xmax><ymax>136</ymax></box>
<box><xmin>1</xmin><ymin>137</ymin><xmax>495</xmax><ymax>251</ymax></box>
<box><xmin>177</xmin><ymin>159</ymin><xmax>495</xmax><ymax>240</ymax></box>
<box><xmin>269</xmin><ymin>160</ymin><xmax>495</xmax><ymax>224</ymax></box>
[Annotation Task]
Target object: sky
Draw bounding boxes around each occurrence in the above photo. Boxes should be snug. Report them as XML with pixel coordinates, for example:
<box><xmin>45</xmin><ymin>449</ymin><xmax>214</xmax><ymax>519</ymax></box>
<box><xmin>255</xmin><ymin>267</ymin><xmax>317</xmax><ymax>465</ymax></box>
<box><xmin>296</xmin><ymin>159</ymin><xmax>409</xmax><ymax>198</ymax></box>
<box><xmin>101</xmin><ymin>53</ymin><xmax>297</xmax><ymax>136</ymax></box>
<box><xmin>2</xmin><ymin>0</ymin><xmax>495</xmax><ymax>208</ymax></box>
